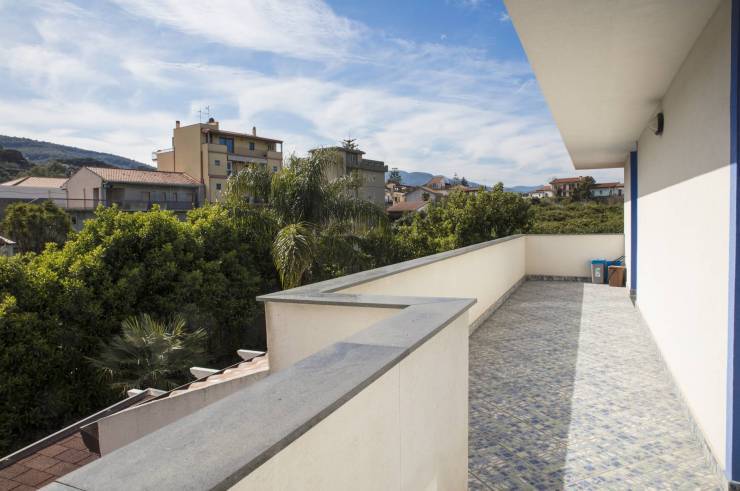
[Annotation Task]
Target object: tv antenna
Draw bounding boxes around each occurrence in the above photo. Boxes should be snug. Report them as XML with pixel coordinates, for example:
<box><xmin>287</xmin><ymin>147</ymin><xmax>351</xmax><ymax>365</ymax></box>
<box><xmin>198</xmin><ymin>106</ymin><xmax>212</xmax><ymax>123</ymax></box>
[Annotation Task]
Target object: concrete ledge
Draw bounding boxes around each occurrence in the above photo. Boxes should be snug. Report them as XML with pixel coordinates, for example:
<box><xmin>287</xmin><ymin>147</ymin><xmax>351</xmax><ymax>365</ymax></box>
<box><xmin>257</xmin><ymin>234</ymin><xmax>524</xmax><ymax>303</ymax></box>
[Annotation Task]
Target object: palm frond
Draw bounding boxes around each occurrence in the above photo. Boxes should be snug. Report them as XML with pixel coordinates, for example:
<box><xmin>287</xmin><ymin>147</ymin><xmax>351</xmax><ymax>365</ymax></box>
<box><xmin>272</xmin><ymin>222</ymin><xmax>316</xmax><ymax>289</ymax></box>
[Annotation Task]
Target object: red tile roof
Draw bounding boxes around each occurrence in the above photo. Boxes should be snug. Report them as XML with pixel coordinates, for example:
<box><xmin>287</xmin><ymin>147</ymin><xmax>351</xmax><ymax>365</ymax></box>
<box><xmin>0</xmin><ymin>433</ymin><xmax>98</xmax><ymax>490</ymax></box>
<box><xmin>387</xmin><ymin>201</ymin><xmax>429</xmax><ymax>213</ymax></box>
<box><xmin>550</xmin><ymin>177</ymin><xmax>584</xmax><ymax>184</ymax></box>
<box><xmin>0</xmin><ymin>177</ymin><xmax>68</xmax><ymax>188</ymax></box>
<box><xmin>85</xmin><ymin>167</ymin><xmax>199</xmax><ymax>186</ymax></box>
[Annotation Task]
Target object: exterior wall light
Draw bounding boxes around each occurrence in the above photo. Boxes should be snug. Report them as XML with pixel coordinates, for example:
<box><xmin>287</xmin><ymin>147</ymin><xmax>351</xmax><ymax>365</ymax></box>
<box><xmin>649</xmin><ymin>112</ymin><xmax>664</xmax><ymax>136</ymax></box>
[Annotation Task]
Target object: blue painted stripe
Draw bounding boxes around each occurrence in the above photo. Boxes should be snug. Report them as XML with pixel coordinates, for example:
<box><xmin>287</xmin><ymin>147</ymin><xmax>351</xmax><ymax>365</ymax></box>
<box><xmin>629</xmin><ymin>150</ymin><xmax>637</xmax><ymax>292</ymax></box>
<box><xmin>729</xmin><ymin>0</ymin><xmax>740</xmax><ymax>482</ymax></box>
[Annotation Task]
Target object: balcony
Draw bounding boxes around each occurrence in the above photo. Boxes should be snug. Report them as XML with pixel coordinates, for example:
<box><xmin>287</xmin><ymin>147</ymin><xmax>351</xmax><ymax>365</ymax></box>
<box><xmin>41</xmin><ymin>234</ymin><xmax>722</xmax><ymax>490</ymax></box>
<box><xmin>65</xmin><ymin>199</ymin><xmax>196</xmax><ymax>212</ymax></box>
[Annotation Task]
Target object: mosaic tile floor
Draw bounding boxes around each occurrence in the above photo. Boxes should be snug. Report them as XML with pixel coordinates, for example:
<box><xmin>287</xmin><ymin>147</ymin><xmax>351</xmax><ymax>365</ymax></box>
<box><xmin>468</xmin><ymin>281</ymin><xmax>724</xmax><ymax>490</ymax></box>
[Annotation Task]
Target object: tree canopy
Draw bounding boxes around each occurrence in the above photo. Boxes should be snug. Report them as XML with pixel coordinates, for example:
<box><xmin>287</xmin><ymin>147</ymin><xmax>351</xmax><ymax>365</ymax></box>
<box><xmin>1</xmin><ymin>201</ymin><xmax>71</xmax><ymax>253</ymax></box>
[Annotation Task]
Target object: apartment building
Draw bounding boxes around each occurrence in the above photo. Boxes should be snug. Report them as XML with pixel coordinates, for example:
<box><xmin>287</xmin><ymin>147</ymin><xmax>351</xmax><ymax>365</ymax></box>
<box><xmin>153</xmin><ymin>119</ymin><xmax>283</xmax><ymax>202</ymax></box>
<box><xmin>65</xmin><ymin>166</ymin><xmax>204</xmax><ymax>228</ymax></box>
<box><xmin>309</xmin><ymin>145</ymin><xmax>388</xmax><ymax>207</ymax></box>
<box><xmin>549</xmin><ymin>176</ymin><xmax>591</xmax><ymax>197</ymax></box>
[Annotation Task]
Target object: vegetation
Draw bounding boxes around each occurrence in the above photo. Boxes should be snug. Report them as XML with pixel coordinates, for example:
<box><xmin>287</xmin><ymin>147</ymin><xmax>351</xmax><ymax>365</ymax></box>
<box><xmin>224</xmin><ymin>149</ymin><xmax>388</xmax><ymax>288</ymax></box>
<box><xmin>393</xmin><ymin>184</ymin><xmax>531</xmax><ymax>259</ymax></box>
<box><xmin>0</xmin><ymin>151</ymin><xmax>621</xmax><ymax>455</ymax></box>
<box><xmin>0</xmin><ymin>205</ymin><xmax>274</xmax><ymax>454</ymax></box>
<box><xmin>90</xmin><ymin>314</ymin><xmax>206</xmax><ymax>394</ymax></box>
<box><xmin>1</xmin><ymin>201</ymin><xmax>72</xmax><ymax>253</ymax></box>
<box><xmin>529</xmin><ymin>199</ymin><xmax>623</xmax><ymax>233</ymax></box>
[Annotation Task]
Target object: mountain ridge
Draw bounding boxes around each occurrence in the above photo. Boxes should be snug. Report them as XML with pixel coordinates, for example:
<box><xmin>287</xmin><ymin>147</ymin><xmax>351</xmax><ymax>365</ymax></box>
<box><xmin>0</xmin><ymin>135</ymin><xmax>151</xmax><ymax>170</ymax></box>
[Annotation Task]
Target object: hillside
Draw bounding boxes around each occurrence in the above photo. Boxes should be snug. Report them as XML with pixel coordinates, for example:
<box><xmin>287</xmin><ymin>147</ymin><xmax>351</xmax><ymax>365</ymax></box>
<box><xmin>384</xmin><ymin>169</ymin><xmax>538</xmax><ymax>193</ymax></box>
<box><xmin>0</xmin><ymin>135</ymin><xmax>150</xmax><ymax>170</ymax></box>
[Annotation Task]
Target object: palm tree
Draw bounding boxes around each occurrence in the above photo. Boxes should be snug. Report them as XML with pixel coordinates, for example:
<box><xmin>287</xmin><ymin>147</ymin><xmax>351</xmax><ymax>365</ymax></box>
<box><xmin>90</xmin><ymin>314</ymin><xmax>206</xmax><ymax>393</ymax></box>
<box><xmin>224</xmin><ymin>149</ymin><xmax>388</xmax><ymax>289</ymax></box>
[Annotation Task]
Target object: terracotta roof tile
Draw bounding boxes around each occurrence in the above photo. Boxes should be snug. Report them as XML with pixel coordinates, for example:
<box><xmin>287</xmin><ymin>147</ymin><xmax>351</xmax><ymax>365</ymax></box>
<box><xmin>550</xmin><ymin>177</ymin><xmax>584</xmax><ymax>184</ymax></box>
<box><xmin>85</xmin><ymin>167</ymin><xmax>199</xmax><ymax>186</ymax></box>
<box><xmin>13</xmin><ymin>469</ymin><xmax>52</xmax><ymax>487</ymax></box>
<box><xmin>387</xmin><ymin>201</ymin><xmax>429</xmax><ymax>212</ymax></box>
<box><xmin>55</xmin><ymin>449</ymin><xmax>89</xmax><ymax>465</ymax></box>
<box><xmin>0</xmin><ymin>476</ymin><xmax>19</xmax><ymax>490</ymax></box>
<box><xmin>0</xmin><ymin>177</ymin><xmax>67</xmax><ymax>188</ymax></box>
<box><xmin>17</xmin><ymin>456</ymin><xmax>55</xmax><ymax>472</ymax></box>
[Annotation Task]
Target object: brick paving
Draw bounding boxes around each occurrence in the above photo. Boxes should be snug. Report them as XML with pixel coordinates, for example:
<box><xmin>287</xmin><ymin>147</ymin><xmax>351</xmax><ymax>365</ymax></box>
<box><xmin>468</xmin><ymin>281</ymin><xmax>724</xmax><ymax>490</ymax></box>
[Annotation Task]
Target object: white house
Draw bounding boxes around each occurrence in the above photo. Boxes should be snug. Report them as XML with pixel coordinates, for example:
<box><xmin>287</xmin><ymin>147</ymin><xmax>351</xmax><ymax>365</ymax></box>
<box><xmin>528</xmin><ymin>185</ymin><xmax>553</xmax><ymax>199</ymax></box>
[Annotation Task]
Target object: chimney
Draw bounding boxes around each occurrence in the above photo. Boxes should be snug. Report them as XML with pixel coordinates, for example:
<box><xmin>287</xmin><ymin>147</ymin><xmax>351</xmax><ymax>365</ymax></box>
<box><xmin>252</xmin><ymin>126</ymin><xmax>257</xmax><ymax>136</ymax></box>
<box><xmin>175</xmin><ymin>120</ymin><xmax>180</xmax><ymax>128</ymax></box>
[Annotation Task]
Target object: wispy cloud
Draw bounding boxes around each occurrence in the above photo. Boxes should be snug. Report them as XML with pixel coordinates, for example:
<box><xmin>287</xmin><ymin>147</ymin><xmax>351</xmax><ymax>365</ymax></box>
<box><xmin>0</xmin><ymin>0</ymin><xmax>622</xmax><ymax>185</ymax></box>
<box><xmin>112</xmin><ymin>0</ymin><xmax>364</xmax><ymax>62</ymax></box>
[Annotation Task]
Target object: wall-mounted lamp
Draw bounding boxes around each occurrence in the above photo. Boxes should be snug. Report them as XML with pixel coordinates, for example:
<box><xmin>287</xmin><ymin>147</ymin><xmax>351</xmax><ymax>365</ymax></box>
<box><xmin>649</xmin><ymin>112</ymin><xmax>664</xmax><ymax>136</ymax></box>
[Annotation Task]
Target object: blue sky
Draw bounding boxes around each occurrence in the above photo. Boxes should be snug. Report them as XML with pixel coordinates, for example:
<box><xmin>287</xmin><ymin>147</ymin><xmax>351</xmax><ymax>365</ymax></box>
<box><xmin>0</xmin><ymin>0</ymin><xmax>622</xmax><ymax>186</ymax></box>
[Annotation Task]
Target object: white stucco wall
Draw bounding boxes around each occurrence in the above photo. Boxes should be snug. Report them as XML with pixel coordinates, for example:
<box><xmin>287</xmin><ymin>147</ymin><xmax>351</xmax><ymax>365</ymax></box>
<box><xmin>633</xmin><ymin>0</ymin><xmax>730</xmax><ymax>467</ymax></box>
<box><xmin>265</xmin><ymin>303</ymin><xmax>401</xmax><ymax>372</ymax></box>
<box><xmin>232</xmin><ymin>313</ymin><xmax>469</xmax><ymax>491</ymax></box>
<box><xmin>525</xmin><ymin>234</ymin><xmax>624</xmax><ymax>278</ymax></box>
<box><xmin>339</xmin><ymin>236</ymin><xmax>526</xmax><ymax>325</ymax></box>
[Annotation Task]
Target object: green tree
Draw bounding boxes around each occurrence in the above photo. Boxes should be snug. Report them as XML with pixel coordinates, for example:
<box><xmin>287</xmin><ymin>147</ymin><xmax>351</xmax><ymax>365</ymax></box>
<box><xmin>22</xmin><ymin>162</ymin><xmax>69</xmax><ymax>177</ymax></box>
<box><xmin>571</xmin><ymin>176</ymin><xmax>596</xmax><ymax>202</ymax></box>
<box><xmin>224</xmin><ymin>149</ymin><xmax>388</xmax><ymax>288</ymax></box>
<box><xmin>90</xmin><ymin>314</ymin><xmax>206</xmax><ymax>393</ymax></box>
<box><xmin>0</xmin><ymin>205</ymin><xmax>270</xmax><ymax>454</ymax></box>
<box><xmin>530</xmin><ymin>200</ymin><xmax>623</xmax><ymax>233</ymax></box>
<box><xmin>388</xmin><ymin>167</ymin><xmax>402</xmax><ymax>184</ymax></box>
<box><xmin>1</xmin><ymin>201</ymin><xmax>71</xmax><ymax>253</ymax></box>
<box><xmin>341</xmin><ymin>138</ymin><xmax>358</xmax><ymax>150</ymax></box>
<box><xmin>394</xmin><ymin>183</ymin><xmax>531</xmax><ymax>258</ymax></box>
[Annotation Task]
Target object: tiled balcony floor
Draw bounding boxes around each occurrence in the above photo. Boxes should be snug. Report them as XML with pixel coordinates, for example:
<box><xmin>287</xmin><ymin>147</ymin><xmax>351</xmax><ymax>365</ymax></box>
<box><xmin>468</xmin><ymin>281</ymin><xmax>723</xmax><ymax>490</ymax></box>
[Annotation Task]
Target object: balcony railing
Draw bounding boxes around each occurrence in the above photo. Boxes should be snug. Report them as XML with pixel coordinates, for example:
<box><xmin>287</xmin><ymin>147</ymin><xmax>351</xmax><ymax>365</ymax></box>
<box><xmin>65</xmin><ymin>199</ymin><xmax>197</xmax><ymax>211</ymax></box>
<box><xmin>45</xmin><ymin>234</ymin><xmax>624</xmax><ymax>490</ymax></box>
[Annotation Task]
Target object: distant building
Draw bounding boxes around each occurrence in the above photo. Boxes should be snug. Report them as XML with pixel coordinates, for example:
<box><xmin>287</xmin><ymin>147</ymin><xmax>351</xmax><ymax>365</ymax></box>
<box><xmin>405</xmin><ymin>186</ymin><xmax>448</xmax><ymax>203</ymax></box>
<box><xmin>65</xmin><ymin>167</ymin><xmax>204</xmax><ymax>228</ymax></box>
<box><xmin>590</xmin><ymin>182</ymin><xmax>624</xmax><ymax>199</ymax></box>
<box><xmin>385</xmin><ymin>182</ymin><xmax>414</xmax><ymax>206</ymax></box>
<box><xmin>153</xmin><ymin>119</ymin><xmax>283</xmax><ymax>203</ymax></box>
<box><xmin>425</xmin><ymin>176</ymin><xmax>448</xmax><ymax>190</ymax></box>
<box><xmin>528</xmin><ymin>185</ymin><xmax>554</xmax><ymax>199</ymax></box>
<box><xmin>309</xmin><ymin>145</ymin><xmax>388</xmax><ymax>207</ymax></box>
<box><xmin>550</xmin><ymin>176</ymin><xmax>591</xmax><ymax>197</ymax></box>
<box><xmin>0</xmin><ymin>177</ymin><xmax>68</xmax><ymax>214</ymax></box>
<box><xmin>386</xmin><ymin>200</ymin><xmax>430</xmax><ymax>220</ymax></box>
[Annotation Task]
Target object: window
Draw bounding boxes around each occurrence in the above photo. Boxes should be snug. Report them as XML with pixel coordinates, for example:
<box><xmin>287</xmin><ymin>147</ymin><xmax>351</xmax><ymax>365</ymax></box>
<box><xmin>141</xmin><ymin>191</ymin><xmax>151</xmax><ymax>202</ymax></box>
<box><xmin>249</xmin><ymin>141</ymin><xmax>255</xmax><ymax>151</ymax></box>
<box><xmin>227</xmin><ymin>161</ymin><xmax>233</xmax><ymax>176</ymax></box>
<box><xmin>215</xmin><ymin>159</ymin><xmax>221</xmax><ymax>166</ymax></box>
<box><xmin>273</xmin><ymin>166</ymin><xmax>278</xmax><ymax>172</ymax></box>
<box><xmin>218</xmin><ymin>137</ymin><xmax>234</xmax><ymax>153</ymax></box>
<box><xmin>216</xmin><ymin>183</ymin><xmax>222</xmax><ymax>191</ymax></box>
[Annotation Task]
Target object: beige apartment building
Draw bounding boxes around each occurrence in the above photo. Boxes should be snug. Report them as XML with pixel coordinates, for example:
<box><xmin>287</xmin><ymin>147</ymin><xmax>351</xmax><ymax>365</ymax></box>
<box><xmin>309</xmin><ymin>145</ymin><xmax>388</xmax><ymax>207</ymax></box>
<box><xmin>153</xmin><ymin>119</ymin><xmax>283</xmax><ymax>202</ymax></box>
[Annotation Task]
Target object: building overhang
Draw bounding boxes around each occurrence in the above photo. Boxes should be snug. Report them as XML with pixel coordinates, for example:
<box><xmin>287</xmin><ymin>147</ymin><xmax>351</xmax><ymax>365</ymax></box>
<box><xmin>504</xmin><ymin>0</ymin><xmax>722</xmax><ymax>169</ymax></box>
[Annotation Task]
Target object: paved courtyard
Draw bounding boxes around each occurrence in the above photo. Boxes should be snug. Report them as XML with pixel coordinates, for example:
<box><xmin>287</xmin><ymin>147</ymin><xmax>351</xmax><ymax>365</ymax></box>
<box><xmin>468</xmin><ymin>281</ymin><xmax>724</xmax><ymax>490</ymax></box>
